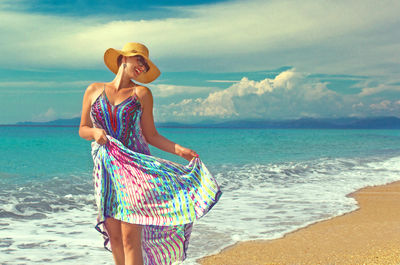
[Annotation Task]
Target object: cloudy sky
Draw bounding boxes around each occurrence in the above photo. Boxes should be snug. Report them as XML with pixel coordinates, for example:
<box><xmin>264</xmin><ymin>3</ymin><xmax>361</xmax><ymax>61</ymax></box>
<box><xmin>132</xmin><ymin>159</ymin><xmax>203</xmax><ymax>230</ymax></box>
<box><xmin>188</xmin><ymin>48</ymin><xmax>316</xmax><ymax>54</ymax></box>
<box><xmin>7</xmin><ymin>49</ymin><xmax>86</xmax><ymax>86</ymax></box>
<box><xmin>1</xmin><ymin>0</ymin><xmax>399</xmax><ymax>124</ymax></box>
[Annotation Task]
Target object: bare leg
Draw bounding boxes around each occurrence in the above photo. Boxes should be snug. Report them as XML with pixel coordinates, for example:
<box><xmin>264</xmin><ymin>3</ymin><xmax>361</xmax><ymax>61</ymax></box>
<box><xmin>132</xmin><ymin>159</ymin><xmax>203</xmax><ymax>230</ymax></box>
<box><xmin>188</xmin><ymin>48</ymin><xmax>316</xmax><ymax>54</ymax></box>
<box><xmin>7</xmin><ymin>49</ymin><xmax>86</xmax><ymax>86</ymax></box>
<box><xmin>121</xmin><ymin>221</ymin><xmax>143</xmax><ymax>265</ymax></box>
<box><xmin>105</xmin><ymin>217</ymin><xmax>125</xmax><ymax>265</ymax></box>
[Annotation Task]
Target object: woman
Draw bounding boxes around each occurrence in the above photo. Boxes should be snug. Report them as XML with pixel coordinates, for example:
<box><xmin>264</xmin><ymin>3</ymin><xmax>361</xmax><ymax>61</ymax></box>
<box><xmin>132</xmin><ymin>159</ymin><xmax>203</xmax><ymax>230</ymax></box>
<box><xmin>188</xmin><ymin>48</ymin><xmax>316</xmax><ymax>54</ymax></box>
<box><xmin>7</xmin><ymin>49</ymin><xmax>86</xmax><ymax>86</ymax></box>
<box><xmin>78</xmin><ymin>42</ymin><xmax>221</xmax><ymax>265</ymax></box>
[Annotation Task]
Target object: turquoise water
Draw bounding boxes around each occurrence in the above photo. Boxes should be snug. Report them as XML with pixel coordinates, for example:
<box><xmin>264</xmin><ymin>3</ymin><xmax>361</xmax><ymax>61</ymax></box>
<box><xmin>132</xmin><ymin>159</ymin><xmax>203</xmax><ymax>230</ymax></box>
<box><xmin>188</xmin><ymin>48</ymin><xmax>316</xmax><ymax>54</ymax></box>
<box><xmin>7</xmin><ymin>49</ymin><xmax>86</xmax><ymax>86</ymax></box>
<box><xmin>1</xmin><ymin>126</ymin><xmax>399</xmax><ymax>178</ymax></box>
<box><xmin>1</xmin><ymin>126</ymin><xmax>400</xmax><ymax>264</ymax></box>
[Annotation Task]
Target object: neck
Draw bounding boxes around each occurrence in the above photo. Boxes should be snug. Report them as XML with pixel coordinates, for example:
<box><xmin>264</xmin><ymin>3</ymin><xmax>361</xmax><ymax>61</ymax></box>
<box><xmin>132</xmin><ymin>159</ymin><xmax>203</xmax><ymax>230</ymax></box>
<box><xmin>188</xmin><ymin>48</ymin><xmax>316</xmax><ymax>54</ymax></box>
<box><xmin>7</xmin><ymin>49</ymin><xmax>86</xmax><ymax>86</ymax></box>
<box><xmin>110</xmin><ymin>66</ymin><xmax>134</xmax><ymax>91</ymax></box>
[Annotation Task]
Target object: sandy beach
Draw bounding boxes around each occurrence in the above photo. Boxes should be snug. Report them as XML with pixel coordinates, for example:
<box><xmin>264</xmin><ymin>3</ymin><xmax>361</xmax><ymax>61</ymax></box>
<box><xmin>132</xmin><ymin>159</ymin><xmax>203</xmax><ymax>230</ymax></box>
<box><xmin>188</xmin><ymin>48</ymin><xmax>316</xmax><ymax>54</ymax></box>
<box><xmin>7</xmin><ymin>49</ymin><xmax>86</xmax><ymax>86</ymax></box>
<box><xmin>199</xmin><ymin>180</ymin><xmax>400</xmax><ymax>265</ymax></box>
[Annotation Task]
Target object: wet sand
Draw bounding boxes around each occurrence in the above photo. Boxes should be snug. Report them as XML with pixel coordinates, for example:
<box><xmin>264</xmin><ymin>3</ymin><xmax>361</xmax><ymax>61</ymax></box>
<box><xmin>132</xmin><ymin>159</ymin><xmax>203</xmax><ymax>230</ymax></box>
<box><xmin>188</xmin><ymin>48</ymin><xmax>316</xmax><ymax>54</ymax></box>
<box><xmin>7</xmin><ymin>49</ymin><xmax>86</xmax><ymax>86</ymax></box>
<box><xmin>199</xmin><ymin>181</ymin><xmax>400</xmax><ymax>265</ymax></box>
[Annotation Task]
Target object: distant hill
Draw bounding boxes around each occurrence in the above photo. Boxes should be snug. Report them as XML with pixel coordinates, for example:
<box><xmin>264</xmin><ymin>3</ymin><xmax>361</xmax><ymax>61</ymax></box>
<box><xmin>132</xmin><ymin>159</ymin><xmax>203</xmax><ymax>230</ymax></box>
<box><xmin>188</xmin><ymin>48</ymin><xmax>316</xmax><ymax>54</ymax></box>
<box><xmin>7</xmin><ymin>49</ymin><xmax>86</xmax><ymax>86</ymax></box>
<box><xmin>16</xmin><ymin>118</ymin><xmax>81</xmax><ymax>127</ymax></box>
<box><xmin>209</xmin><ymin>117</ymin><xmax>400</xmax><ymax>129</ymax></box>
<box><xmin>9</xmin><ymin>116</ymin><xmax>400</xmax><ymax>129</ymax></box>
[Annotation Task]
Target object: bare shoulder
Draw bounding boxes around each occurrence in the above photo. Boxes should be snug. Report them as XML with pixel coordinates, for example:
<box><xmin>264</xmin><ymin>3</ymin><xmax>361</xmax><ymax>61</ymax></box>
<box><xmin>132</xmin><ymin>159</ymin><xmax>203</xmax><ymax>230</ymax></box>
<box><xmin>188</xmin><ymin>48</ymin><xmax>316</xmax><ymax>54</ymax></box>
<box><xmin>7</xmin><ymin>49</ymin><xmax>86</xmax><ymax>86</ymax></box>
<box><xmin>135</xmin><ymin>85</ymin><xmax>153</xmax><ymax>108</ymax></box>
<box><xmin>84</xmin><ymin>82</ymin><xmax>104</xmax><ymax>105</ymax></box>
<box><xmin>85</xmin><ymin>82</ymin><xmax>104</xmax><ymax>94</ymax></box>
<box><xmin>135</xmin><ymin>85</ymin><xmax>152</xmax><ymax>98</ymax></box>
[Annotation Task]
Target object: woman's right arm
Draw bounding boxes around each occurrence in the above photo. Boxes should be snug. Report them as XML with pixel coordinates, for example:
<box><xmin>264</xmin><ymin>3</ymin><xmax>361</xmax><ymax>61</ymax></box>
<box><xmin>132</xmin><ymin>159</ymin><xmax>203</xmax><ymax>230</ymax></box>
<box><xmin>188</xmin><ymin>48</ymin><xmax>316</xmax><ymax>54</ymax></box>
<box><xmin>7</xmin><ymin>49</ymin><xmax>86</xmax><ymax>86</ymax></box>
<box><xmin>78</xmin><ymin>83</ymin><xmax>108</xmax><ymax>145</ymax></box>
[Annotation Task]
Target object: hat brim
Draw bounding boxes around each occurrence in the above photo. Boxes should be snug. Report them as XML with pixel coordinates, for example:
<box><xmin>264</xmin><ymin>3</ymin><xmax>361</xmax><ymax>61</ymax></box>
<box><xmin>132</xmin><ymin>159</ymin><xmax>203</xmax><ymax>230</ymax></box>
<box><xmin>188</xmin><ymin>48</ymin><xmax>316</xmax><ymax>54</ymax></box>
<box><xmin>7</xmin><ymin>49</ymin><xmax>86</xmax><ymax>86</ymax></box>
<box><xmin>104</xmin><ymin>48</ymin><xmax>161</xmax><ymax>84</ymax></box>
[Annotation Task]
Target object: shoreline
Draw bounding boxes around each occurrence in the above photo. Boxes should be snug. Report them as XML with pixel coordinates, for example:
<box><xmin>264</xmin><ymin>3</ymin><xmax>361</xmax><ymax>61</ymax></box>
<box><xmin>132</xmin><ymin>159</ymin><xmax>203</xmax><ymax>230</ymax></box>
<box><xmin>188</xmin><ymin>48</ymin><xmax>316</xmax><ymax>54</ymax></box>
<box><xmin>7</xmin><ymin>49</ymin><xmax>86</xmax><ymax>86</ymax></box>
<box><xmin>198</xmin><ymin>180</ymin><xmax>400</xmax><ymax>265</ymax></box>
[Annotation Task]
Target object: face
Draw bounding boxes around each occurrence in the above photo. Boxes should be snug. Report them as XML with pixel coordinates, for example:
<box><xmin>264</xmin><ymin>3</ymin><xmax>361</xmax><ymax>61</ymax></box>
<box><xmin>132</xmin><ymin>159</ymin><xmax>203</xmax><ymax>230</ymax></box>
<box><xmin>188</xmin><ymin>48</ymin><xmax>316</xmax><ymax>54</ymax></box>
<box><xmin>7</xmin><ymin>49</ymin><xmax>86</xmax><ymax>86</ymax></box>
<box><xmin>124</xmin><ymin>55</ymin><xmax>150</xmax><ymax>79</ymax></box>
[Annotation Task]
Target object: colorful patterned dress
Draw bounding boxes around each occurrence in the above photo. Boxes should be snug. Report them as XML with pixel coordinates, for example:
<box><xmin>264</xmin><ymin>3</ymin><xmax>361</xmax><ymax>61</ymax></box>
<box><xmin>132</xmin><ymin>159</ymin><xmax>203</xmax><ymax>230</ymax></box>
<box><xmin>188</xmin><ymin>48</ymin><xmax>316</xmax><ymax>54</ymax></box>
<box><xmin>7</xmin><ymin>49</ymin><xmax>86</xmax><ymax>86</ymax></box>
<box><xmin>89</xmin><ymin>86</ymin><xmax>221</xmax><ymax>264</ymax></box>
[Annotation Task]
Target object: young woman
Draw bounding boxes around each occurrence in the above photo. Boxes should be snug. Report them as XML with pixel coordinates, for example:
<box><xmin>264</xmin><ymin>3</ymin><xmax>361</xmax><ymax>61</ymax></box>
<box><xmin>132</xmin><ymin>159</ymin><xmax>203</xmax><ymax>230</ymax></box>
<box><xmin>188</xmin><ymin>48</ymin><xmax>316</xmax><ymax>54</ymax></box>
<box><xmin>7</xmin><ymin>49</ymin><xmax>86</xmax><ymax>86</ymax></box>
<box><xmin>78</xmin><ymin>42</ymin><xmax>221</xmax><ymax>265</ymax></box>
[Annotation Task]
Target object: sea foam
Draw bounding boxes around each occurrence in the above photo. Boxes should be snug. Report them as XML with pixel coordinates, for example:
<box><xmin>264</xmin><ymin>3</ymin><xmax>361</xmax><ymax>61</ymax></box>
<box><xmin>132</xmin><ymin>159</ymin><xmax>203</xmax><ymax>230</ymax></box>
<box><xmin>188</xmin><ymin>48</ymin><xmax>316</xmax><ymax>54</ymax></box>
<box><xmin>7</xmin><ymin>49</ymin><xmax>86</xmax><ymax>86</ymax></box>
<box><xmin>1</xmin><ymin>155</ymin><xmax>400</xmax><ymax>264</ymax></box>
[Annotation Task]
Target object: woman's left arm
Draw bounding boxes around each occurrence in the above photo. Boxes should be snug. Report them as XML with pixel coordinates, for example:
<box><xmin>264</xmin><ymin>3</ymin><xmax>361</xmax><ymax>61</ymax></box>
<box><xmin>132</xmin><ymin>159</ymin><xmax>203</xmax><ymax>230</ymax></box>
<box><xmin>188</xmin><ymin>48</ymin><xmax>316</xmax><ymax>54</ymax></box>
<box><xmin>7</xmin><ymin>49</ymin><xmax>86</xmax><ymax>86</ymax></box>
<box><xmin>138</xmin><ymin>86</ymin><xmax>198</xmax><ymax>162</ymax></box>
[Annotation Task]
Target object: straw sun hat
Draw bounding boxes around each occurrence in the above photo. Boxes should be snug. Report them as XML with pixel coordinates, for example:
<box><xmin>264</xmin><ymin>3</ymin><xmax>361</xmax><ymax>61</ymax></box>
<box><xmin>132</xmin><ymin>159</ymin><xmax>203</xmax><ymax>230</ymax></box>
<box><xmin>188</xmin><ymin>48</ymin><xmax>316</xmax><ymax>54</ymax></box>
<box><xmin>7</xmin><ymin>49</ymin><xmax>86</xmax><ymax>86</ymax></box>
<box><xmin>104</xmin><ymin>42</ymin><xmax>161</xmax><ymax>84</ymax></box>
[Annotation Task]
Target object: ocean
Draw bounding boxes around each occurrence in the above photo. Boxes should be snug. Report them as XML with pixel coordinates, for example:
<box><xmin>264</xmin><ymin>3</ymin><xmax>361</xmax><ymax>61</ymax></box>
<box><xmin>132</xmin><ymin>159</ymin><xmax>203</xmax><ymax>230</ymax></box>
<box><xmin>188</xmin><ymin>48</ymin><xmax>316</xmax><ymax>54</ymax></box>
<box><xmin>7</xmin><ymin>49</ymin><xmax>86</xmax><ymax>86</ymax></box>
<box><xmin>1</xmin><ymin>126</ymin><xmax>400</xmax><ymax>264</ymax></box>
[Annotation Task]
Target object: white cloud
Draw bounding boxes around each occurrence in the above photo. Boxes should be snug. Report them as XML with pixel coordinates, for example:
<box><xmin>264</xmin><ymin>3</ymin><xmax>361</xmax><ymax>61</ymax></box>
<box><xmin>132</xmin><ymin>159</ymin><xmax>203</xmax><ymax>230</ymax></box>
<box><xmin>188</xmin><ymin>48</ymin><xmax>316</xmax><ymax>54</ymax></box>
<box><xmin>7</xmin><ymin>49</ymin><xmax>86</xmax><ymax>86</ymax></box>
<box><xmin>1</xmin><ymin>90</ymin><xmax>84</xmax><ymax>94</ymax></box>
<box><xmin>0</xmin><ymin>80</ymin><xmax>92</xmax><ymax>89</ymax></box>
<box><xmin>367</xmin><ymin>100</ymin><xmax>400</xmax><ymax>116</ymax></box>
<box><xmin>370</xmin><ymin>100</ymin><xmax>392</xmax><ymax>110</ymax></box>
<box><xmin>31</xmin><ymin>107</ymin><xmax>56</xmax><ymax>122</ymax></box>
<box><xmin>1</xmin><ymin>0</ymin><xmax>399</xmax><ymax>76</ymax></box>
<box><xmin>150</xmin><ymin>84</ymin><xmax>216</xmax><ymax>97</ymax></box>
<box><xmin>29</xmin><ymin>108</ymin><xmax>81</xmax><ymax>123</ymax></box>
<box><xmin>2</xmin><ymin>0</ymin><xmax>400</xmax><ymax>123</ymax></box>
<box><xmin>206</xmin><ymin>80</ymin><xmax>240</xmax><ymax>83</ymax></box>
<box><xmin>155</xmin><ymin>68</ymin><xmax>340</xmax><ymax>121</ymax></box>
<box><xmin>153</xmin><ymin>68</ymin><xmax>400</xmax><ymax>122</ymax></box>
<box><xmin>358</xmin><ymin>83</ymin><xmax>400</xmax><ymax>96</ymax></box>
<box><xmin>352</xmin><ymin>102</ymin><xmax>364</xmax><ymax>109</ymax></box>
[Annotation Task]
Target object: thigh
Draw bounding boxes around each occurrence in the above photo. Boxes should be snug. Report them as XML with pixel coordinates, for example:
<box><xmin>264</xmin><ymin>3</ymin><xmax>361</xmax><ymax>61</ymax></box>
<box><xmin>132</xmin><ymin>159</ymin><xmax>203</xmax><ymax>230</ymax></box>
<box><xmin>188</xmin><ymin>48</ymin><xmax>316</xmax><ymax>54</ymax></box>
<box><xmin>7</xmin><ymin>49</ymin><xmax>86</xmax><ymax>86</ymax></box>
<box><xmin>121</xmin><ymin>221</ymin><xmax>142</xmax><ymax>246</ymax></box>
<box><xmin>105</xmin><ymin>217</ymin><xmax>122</xmax><ymax>240</ymax></box>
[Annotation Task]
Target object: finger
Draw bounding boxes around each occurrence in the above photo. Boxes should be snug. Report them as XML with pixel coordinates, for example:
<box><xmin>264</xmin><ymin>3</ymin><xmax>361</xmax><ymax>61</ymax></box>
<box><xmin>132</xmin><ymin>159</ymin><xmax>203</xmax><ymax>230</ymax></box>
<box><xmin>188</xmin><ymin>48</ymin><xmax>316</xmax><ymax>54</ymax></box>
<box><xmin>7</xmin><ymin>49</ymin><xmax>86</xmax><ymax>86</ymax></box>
<box><xmin>100</xmin><ymin>136</ymin><xmax>107</xmax><ymax>145</ymax></box>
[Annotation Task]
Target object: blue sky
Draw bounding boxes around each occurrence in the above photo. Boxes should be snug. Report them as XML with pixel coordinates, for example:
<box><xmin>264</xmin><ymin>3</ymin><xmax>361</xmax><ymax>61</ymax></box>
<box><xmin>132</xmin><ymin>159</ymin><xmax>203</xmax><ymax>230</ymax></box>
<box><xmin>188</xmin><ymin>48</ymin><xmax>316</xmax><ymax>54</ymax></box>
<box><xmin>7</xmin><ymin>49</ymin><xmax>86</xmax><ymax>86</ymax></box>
<box><xmin>1</xmin><ymin>0</ymin><xmax>400</xmax><ymax>124</ymax></box>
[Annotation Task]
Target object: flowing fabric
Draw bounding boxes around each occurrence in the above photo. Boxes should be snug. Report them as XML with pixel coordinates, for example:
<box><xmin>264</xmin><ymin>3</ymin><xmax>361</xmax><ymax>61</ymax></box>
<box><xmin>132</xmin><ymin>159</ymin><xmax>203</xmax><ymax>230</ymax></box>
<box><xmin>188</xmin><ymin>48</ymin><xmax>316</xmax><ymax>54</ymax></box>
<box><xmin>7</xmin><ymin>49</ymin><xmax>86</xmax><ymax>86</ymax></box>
<box><xmin>89</xmin><ymin>86</ymin><xmax>221</xmax><ymax>264</ymax></box>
